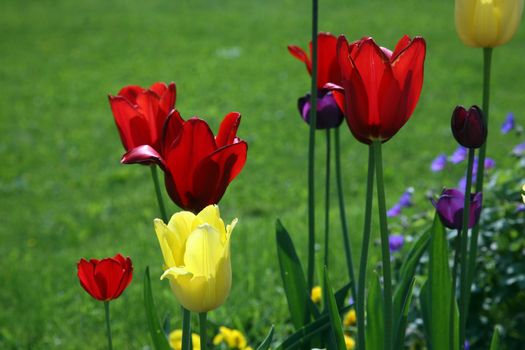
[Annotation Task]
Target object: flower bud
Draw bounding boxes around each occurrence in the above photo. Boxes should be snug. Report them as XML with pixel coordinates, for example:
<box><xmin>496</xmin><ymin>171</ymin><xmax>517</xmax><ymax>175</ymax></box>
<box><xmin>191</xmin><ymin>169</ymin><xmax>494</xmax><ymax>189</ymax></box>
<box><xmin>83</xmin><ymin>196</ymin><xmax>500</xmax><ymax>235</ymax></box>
<box><xmin>431</xmin><ymin>188</ymin><xmax>483</xmax><ymax>230</ymax></box>
<box><xmin>451</xmin><ymin>105</ymin><xmax>487</xmax><ymax>149</ymax></box>
<box><xmin>298</xmin><ymin>90</ymin><xmax>344</xmax><ymax>129</ymax></box>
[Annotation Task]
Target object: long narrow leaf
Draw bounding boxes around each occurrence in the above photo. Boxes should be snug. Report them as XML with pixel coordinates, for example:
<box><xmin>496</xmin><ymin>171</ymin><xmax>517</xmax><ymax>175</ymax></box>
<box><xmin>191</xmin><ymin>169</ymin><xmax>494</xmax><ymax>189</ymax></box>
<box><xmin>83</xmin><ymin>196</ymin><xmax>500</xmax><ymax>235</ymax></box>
<box><xmin>256</xmin><ymin>326</ymin><xmax>275</xmax><ymax>350</ymax></box>
<box><xmin>393</xmin><ymin>278</ymin><xmax>416</xmax><ymax>350</ymax></box>
<box><xmin>276</xmin><ymin>219</ymin><xmax>310</xmax><ymax>330</ymax></box>
<box><xmin>323</xmin><ymin>267</ymin><xmax>346</xmax><ymax>350</ymax></box>
<box><xmin>489</xmin><ymin>325</ymin><xmax>501</xmax><ymax>350</ymax></box>
<box><xmin>366</xmin><ymin>272</ymin><xmax>384</xmax><ymax>350</ymax></box>
<box><xmin>144</xmin><ymin>267</ymin><xmax>171</xmax><ymax>350</ymax></box>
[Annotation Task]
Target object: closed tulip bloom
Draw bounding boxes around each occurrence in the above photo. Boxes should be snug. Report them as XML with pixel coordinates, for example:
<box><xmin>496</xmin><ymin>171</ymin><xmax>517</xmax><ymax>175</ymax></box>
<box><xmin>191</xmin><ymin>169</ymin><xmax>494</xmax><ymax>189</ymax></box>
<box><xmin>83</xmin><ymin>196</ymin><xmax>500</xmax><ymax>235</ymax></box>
<box><xmin>298</xmin><ymin>90</ymin><xmax>344</xmax><ymax>129</ymax></box>
<box><xmin>77</xmin><ymin>254</ymin><xmax>133</xmax><ymax>301</ymax></box>
<box><xmin>337</xmin><ymin>35</ymin><xmax>426</xmax><ymax>144</ymax></box>
<box><xmin>431</xmin><ymin>188</ymin><xmax>483</xmax><ymax>230</ymax></box>
<box><xmin>154</xmin><ymin>205</ymin><xmax>236</xmax><ymax>313</ymax></box>
<box><xmin>109</xmin><ymin>82</ymin><xmax>176</xmax><ymax>154</ymax></box>
<box><xmin>123</xmin><ymin>111</ymin><xmax>247</xmax><ymax>213</ymax></box>
<box><xmin>451</xmin><ymin>105</ymin><xmax>487</xmax><ymax>148</ymax></box>
<box><xmin>455</xmin><ymin>0</ymin><xmax>524</xmax><ymax>48</ymax></box>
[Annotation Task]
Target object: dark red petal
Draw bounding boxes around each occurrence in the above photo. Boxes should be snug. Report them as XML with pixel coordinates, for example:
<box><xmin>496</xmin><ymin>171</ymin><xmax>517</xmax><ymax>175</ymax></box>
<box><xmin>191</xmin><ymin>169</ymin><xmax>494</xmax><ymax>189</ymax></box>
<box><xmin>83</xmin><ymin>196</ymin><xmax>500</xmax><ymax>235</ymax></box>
<box><xmin>93</xmin><ymin>258</ymin><xmax>126</xmax><ymax>301</ymax></box>
<box><xmin>121</xmin><ymin>145</ymin><xmax>165</xmax><ymax>167</ymax></box>
<box><xmin>331</xmin><ymin>89</ymin><xmax>346</xmax><ymax>115</ymax></box>
<box><xmin>377</xmin><ymin>65</ymin><xmax>404</xmax><ymax>141</ymax></box>
<box><xmin>288</xmin><ymin>45</ymin><xmax>312</xmax><ymax>75</ymax></box>
<box><xmin>149</xmin><ymin>82</ymin><xmax>167</xmax><ymax>97</ymax></box>
<box><xmin>215</xmin><ymin>112</ymin><xmax>241</xmax><ymax>148</ymax></box>
<box><xmin>161</xmin><ymin>110</ymin><xmax>185</xmax><ymax>155</ymax></box>
<box><xmin>117</xmin><ymin>85</ymin><xmax>144</xmax><ymax>104</ymax></box>
<box><xmin>316</xmin><ymin>32</ymin><xmax>341</xmax><ymax>87</ymax></box>
<box><xmin>113</xmin><ymin>256</ymin><xmax>133</xmax><ymax>299</ymax></box>
<box><xmin>135</xmin><ymin>90</ymin><xmax>162</xmax><ymax>145</ymax></box>
<box><xmin>77</xmin><ymin>259</ymin><xmax>103</xmax><ymax>300</ymax></box>
<box><xmin>109</xmin><ymin>96</ymin><xmax>142</xmax><ymax>151</ymax></box>
<box><xmin>336</xmin><ymin>35</ymin><xmax>353</xmax><ymax>81</ymax></box>
<box><xmin>159</xmin><ymin>82</ymin><xmax>177</xmax><ymax>116</ymax></box>
<box><xmin>391</xmin><ymin>35</ymin><xmax>412</xmax><ymax>61</ymax></box>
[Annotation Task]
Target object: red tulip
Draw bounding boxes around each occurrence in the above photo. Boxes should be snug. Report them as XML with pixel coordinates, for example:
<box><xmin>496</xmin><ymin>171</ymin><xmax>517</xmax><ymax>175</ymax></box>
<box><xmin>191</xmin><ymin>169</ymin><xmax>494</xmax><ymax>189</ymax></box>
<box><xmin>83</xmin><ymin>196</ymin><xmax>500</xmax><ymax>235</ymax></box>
<box><xmin>109</xmin><ymin>82</ymin><xmax>176</xmax><ymax>154</ymax></box>
<box><xmin>122</xmin><ymin>111</ymin><xmax>247</xmax><ymax>213</ymax></box>
<box><xmin>336</xmin><ymin>35</ymin><xmax>426</xmax><ymax>144</ymax></box>
<box><xmin>288</xmin><ymin>32</ymin><xmax>342</xmax><ymax>88</ymax></box>
<box><xmin>77</xmin><ymin>254</ymin><xmax>133</xmax><ymax>301</ymax></box>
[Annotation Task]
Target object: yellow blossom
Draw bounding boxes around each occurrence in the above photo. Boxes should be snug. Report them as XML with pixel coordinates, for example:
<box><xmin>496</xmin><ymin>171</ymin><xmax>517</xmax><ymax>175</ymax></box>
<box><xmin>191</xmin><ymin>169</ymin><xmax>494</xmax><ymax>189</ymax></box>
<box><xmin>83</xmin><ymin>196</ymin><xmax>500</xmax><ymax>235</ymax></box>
<box><xmin>213</xmin><ymin>326</ymin><xmax>249</xmax><ymax>349</ymax></box>
<box><xmin>345</xmin><ymin>334</ymin><xmax>356</xmax><ymax>350</ymax></box>
<box><xmin>455</xmin><ymin>0</ymin><xmax>524</xmax><ymax>47</ymax></box>
<box><xmin>311</xmin><ymin>285</ymin><xmax>322</xmax><ymax>304</ymax></box>
<box><xmin>343</xmin><ymin>309</ymin><xmax>357</xmax><ymax>327</ymax></box>
<box><xmin>154</xmin><ymin>205</ymin><xmax>237</xmax><ymax>313</ymax></box>
<box><xmin>168</xmin><ymin>330</ymin><xmax>200</xmax><ymax>350</ymax></box>
<box><xmin>522</xmin><ymin>184</ymin><xmax>525</xmax><ymax>203</ymax></box>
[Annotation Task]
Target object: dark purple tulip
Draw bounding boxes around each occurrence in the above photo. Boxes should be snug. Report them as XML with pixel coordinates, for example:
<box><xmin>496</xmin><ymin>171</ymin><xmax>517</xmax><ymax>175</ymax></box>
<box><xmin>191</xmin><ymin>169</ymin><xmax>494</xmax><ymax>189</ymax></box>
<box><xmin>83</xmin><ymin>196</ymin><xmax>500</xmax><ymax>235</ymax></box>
<box><xmin>298</xmin><ymin>89</ymin><xmax>344</xmax><ymax>129</ymax></box>
<box><xmin>501</xmin><ymin>112</ymin><xmax>515</xmax><ymax>134</ymax></box>
<box><xmin>512</xmin><ymin>142</ymin><xmax>525</xmax><ymax>156</ymax></box>
<box><xmin>431</xmin><ymin>188</ymin><xmax>482</xmax><ymax>230</ymax></box>
<box><xmin>451</xmin><ymin>105</ymin><xmax>487</xmax><ymax>149</ymax></box>
<box><xmin>431</xmin><ymin>154</ymin><xmax>447</xmax><ymax>172</ymax></box>
<box><xmin>389</xmin><ymin>234</ymin><xmax>405</xmax><ymax>252</ymax></box>
<box><xmin>450</xmin><ymin>146</ymin><xmax>467</xmax><ymax>164</ymax></box>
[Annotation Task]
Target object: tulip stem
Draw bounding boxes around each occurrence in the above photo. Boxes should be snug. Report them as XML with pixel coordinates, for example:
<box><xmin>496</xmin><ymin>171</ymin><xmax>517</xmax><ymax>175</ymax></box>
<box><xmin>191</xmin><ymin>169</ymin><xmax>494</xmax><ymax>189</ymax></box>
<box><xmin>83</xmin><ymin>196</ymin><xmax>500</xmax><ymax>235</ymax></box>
<box><xmin>372</xmin><ymin>140</ymin><xmax>393</xmax><ymax>350</ymax></box>
<box><xmin>199</xmin><ymin>312</ymin><xmax>208</xmax><ymax>350</ymax></box>
<box><xmin>150</xmin><ymin>165</ymin><xmax>168</xmax><ymax>222</ymax></box>
<box><xmin>323</xmin><ymin>129</ymin><xmax>331</xmax><ymax>268</ymax></box>
<box><xmin>306</xmin><ymin>0</ymin><xmax>319</xmax><ymax>291</ymax></box>
<box><xmin>335</xmin><ymin>127</ymin><xmax>357</xmax><ymax>300</ymax></box>
<box><xmin>182</xmin><ymin>308</ymin><xmax>192</xmax><ymax>350</ymax></box>
<box><xmin>449</xmin><ymin>229</ymin><xmax>462</xmax><ymax>350</ymax></box>
<box><xmin>104</xmin><ymin>301</ymin><xmax>113</xmax><ymax>350</ymax></box>
<box><xmin>459</xmin><ymin>148</ymin><xmax>475</xmax><ymax>349</ymax></box>
<box><xmin>357</xmin><ymin>145</ymin><xmax>375</xmax><ymax>350</ymax></box>
<box><xmin>465</xmin><ymin>47</ymin><xmax>493</xmax><ymax>325</ymax></box>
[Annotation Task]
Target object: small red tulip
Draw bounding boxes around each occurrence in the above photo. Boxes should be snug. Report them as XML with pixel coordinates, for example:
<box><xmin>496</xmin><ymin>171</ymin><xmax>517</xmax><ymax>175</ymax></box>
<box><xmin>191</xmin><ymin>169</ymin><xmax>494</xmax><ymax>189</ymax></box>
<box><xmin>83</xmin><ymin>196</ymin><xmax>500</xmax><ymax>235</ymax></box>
<box><xmin>122</xmin><ymin>111</ymin><xmax>247</xmax><ymax>213</ymax></box>
<box><xmin>77</xmin><ymin>254</ymin><xmax>133</xmax><ymax>301</ymax></box>
<box><xmin>108</xmin><ymin>82</ymin><xmax>176</xmax><ymax>155</ymax></box>
<box><xmin>336</xmin><ymin>35</ymin><xmax>426</xmax><ymax>144</ymax></box>
<box><xmin>451</xmin><ymin>105</ymin><xmax>487</xmax><ymax>149</ymax></box>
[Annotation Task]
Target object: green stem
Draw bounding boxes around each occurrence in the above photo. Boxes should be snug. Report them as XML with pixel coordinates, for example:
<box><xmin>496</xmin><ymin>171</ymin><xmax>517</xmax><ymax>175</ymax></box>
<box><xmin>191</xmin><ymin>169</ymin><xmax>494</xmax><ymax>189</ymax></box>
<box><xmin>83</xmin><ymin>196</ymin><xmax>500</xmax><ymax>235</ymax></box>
<box><xmin>324</xmin><ymin>129</ymin><xmax>331</xmax><ymax>268</ymax></box>
<box><xmin>459</xmin><ymin>148</ymin><xmax>475</xmax><ymax>349</ymax></box>
<box><xmin>372</xmin><ymin>140</ymin><xmax>393</xmax><ymax>350</ymax></box>
<box><xmin>199</xmin><ymin>312</ymin><xmax>207</xmax><ymax>350</ymax></box>
<box><xmin>306</xmin><ymin>0</ymin><xmax>319</xmax><ymax>291</ymax></box>
<box><xmin>357</xmin><ymin>145</ymin><xmax>375</xmax><ymax>350</ymax></box>
<box><xmin>104</xmin><ymin>301</ymin><xmax>113</xmax><ymax>350</ymax></box>
<box><xmin>449</xmin><ymin>229</ymin><xmax>461</xmax><ymax>350</ymax></box>
<box><xmin>150</xmin><ymin>165</ymin><xmax>168</xmax><ymax>222</ymax></box>
<box><xmin>181</xmin><ymin>308</ymin><xmax>192</xmax><ymax>350</ymax></box>
<box><xmin>465</xmin><ymin>47</ymin><xmax>493</xmax><ymax>322</ymax></box>
<box><xmin>335</xmin><ymin>128</ymin><xmax>357</xmax><ymax>300</ymax></box>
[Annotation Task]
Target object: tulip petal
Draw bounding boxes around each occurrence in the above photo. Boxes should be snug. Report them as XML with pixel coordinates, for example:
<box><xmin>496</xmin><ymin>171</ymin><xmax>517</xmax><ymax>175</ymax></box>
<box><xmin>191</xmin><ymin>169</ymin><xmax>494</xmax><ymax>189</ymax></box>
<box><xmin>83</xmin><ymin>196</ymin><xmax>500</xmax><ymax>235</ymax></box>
<box><xmin>159</xmin><ymin>82</ymin><xmax>177</xmax><ymax>117</ymax></box>
<box><xmin>184</xmin><ymin>224</ymin><xmax>224</xmax><ymax>278</ymax></box>
<box><xmin>93</xmin><ymin>258</ymin><xmax>126</xmax><ymax>300</ymax></box>
<box><xmin>109</xmin><ymin>96</ymin><xmax>144</xmax><ymax>150</ymax></box>
<box><xmin>149</xmin><ymin>82</ymin><xmax>167</xmax><ymax>97</ymax></box>
<box><xmin>135</xmin><ymin>90</ymin><xmax>162</xmax><ymax>145</ymax></box>
<box><xmin>121</xmin><ymin>145</ymin><xmax>164</xmax><ymax>167</ymax></box>
<box><xmin>215</xmin><ymin>112</ymin><xmax>241</xmax><ymax>148</ymax></box>
<box><xmin>499</xmin><ymin>0</ymin><xmax>524</xmax><ymax>46</ymax></box>
<box><xmin>196</xmin><ymin>205</ymin><xmax>226</xmax><ymax>241</ymax></box>
<box><xmin>155</xmin><ymin>216</ymin><xmax>191</xmax><ymax>268</ymax></box>
<box><xmin>391</xmin><ymin>35</ymin><xmax>412</xmax><ymax>60</ymax></box>
<box><xmin>77</xmin><ymin>259</ymin><xmax>103</xmax><ymax>300</ymax></box>
<box><xmin>117</xmin><ymin>85</ymin><xmax>144</xmax><ymax>104</ymax></box>
<box><xmin>315</xmin><ymin>32</ymin><xmax>341</xmax><ymax>87</ymax></box>
<box><xmin>287</xmin><ymin>45</ymin><xmax>312</xmax><ymax>74</ymax></box>
<box><xmin>113</xmin><ymin>256</ymin><xmax>133</xmax><ymax>299</ymax></box>
<box><xmin>161</xmin><ymin>110</ymin><xmax>185</xmax><ymax>154</ymax></box>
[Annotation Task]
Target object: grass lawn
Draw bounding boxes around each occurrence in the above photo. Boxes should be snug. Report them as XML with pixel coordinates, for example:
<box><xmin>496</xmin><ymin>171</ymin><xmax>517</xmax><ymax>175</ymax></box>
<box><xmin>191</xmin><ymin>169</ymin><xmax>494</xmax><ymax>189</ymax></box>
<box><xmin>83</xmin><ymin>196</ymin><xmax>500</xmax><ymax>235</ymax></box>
<box><xmin>1</xmin><ymin>0</ymin><xmax>524</xmax><ymax>348</ymax></box>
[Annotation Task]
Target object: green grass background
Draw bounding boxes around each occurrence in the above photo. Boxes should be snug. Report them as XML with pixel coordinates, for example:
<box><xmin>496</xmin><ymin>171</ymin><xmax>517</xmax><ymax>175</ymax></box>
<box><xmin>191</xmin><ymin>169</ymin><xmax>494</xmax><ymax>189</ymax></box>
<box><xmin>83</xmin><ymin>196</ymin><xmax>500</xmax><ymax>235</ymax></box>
<box><xmin>1</xmin><ymin>0</ymin><xmax>524</xmax><ymax>348</ymax></box>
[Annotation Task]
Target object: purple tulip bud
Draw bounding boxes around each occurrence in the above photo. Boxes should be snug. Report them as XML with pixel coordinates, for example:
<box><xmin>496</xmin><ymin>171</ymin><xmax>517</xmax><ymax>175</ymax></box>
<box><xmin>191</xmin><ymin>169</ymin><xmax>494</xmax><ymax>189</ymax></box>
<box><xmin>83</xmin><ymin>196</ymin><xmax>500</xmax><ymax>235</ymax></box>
<box><xmin>501</xmin><ymin>112</ymin><xmax>515</xmax><ymax>134</ymax></box>
<box><xmin>387</xmin><ymin>203</ymin><xmax>402</xmax><ymax>217</ymax></box>
<box><xmin>298</xmin><ymin>89</ymin><xmax>344</xmax><ymax>129</ymax></box>
<box><xmin>512</xmin><ymin>142</ymin><xmax>525</xmax><ymax>156</ymax></box>
<box><xmin>451</xmin><ymin>105</ymin><xmax>487</xmax><ymax>149</ymax></box>
<box><xmin>389</xmin><ymin>234</ymin><xmax>405</xmax><ymax>252</ymax></box>
<box><xmin>450</xmin><ymin>146</ymin><xmax>467</xmax><ymax>164</ymax></box>
<box><xmin>431</xmin><ymin>188</ymin><xmax>483</xmax><ymax>230</ymax></box>
<box><xmin>431</xmin><ymin>154</ymin><xmax>447</xmax><ymax>172</ymax></box>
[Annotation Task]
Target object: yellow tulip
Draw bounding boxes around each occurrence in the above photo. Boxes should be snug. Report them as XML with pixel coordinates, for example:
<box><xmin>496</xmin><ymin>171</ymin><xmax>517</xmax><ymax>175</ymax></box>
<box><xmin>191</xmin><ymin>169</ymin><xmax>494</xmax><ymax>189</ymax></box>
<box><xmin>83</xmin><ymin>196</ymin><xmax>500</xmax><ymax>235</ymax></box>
<box><xmin>455</xmin><ymin>0</ymin><xmax>524</xmax><ymax>47</ymax></box>
<box><xmin>154</xmin><ymin>205</ymin><xmax>237</xmax><ymax>313</ymax></box>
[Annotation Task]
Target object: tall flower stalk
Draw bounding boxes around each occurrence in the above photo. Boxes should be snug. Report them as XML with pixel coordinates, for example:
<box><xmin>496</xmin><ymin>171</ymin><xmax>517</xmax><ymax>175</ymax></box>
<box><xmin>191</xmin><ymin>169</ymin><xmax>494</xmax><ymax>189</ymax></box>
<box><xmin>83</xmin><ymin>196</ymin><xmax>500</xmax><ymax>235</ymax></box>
<box><xmin>324</xmin><ymin>129</ymin><xmax>331</xmax><ymax>268</ymax></box>
<box><xmin>104</xmin><ymin>301</ymin><xmax>113</xmax><ymax>350</ymax></box>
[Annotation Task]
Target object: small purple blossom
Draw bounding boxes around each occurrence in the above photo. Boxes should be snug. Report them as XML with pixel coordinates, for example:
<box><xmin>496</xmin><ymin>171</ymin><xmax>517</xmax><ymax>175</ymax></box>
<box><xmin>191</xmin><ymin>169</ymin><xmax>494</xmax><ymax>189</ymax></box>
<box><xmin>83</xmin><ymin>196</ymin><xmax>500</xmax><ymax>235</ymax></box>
<box><xmin>512</xmin><ymin>142</ymin><xmax>525</xmax><ymax>156</ymax></box>
<box><xmin>484</xmin><ymin>158</ymin><xmax>495</xmax><ymax>169</ymax></box>
<box><xmin>458</xmin><ymin>174</ymin><xmax>477</xmax><ymax>191</ymax></box>
<box><xmin>431</xmin><ymin>154</ymin><xmax>447</xmax><ymax>172</ymax></box>
<box><xmin>387</xmin><ymin>188</ymin><xmax>414</xmax><ymax>217</ymax></box>
<box><xmin>501</xmin><ymin>112</ymin><xmax>515</xmax><ymax>134</ymax></box>
<box><xmin>464</xmin><ymin>340</ymin><xmax>470</xmax><ymax>350</ymax></box>
<box><xmin>389</xmin><ymin>234</ymin><xmax>405</xmax><ymax>252</ymax></box>
<box><xmin>516</xmin><ymin>203</ymin><xmax>525</xmax><ymax>212</ymax></box>
<box><xmin>450</xmin><ymin>146</ymin><xmax>467</xmax><ymax>164</ymax></box>
<box><xmin>387</xmin><ymin>204</ymin><xmax>402</xmax><ymax>217</ymax></box>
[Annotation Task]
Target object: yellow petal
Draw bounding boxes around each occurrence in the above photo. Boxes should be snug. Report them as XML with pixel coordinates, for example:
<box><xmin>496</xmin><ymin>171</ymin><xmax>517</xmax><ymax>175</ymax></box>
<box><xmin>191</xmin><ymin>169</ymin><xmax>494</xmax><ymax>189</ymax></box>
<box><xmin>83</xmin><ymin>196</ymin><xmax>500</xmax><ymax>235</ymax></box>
<box><xmin>456</xmin><ymin>0</ymin><xmax>478</xmax><ymax>46</ymax></box>
<box><xmin>472</xmin><ymin>0</ymin><xmax>500</xmax><ymax>47</ymax></box>
<box><xmin>196</xmin><ymin>205</ymin><xmax>226</xmax><ymax>240</ymax></box>
<box><xmin>154</xmin><ymin>218</ymin><xmax>177</xmax><ymax>268</ymax></box>
<box><xmin>184</xmin><ymin>224</ymin><xmax>224</xmax><ymax>277</ymax></box>
<box><xmin>498</xmin><ymin>0</ymin><xmax>524</xmax><ymax>45</ymax></box>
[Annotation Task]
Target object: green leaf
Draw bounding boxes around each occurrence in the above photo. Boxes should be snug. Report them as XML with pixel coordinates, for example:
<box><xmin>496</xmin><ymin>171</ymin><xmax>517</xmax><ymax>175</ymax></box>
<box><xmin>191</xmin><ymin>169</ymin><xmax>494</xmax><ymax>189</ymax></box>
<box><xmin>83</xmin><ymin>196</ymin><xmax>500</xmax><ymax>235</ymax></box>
<box><xmin>275</xmin><ymin>219</ymin><xmax>310</xmax><ymax>330</ymax></box>
<box><xmin>323</xmin><ymin>267</ymin><xmax>346</xmax><ymax>350</ymax></box>
<box><xmin>393</xmin><ymin>278</ymin><xmax>415</xmax><ymax>350</ymax></box>
<box><xmin>366</xmin><ymin>271</ymin><xmax>384</xmax><ymax>350</ymax></box>
<box><xmin>419</xmin><ymin>280</ymin><xmax>430</xmax><ymax>340</ymax></box>
<box><xmin>489</xmin><ymin>325</ymin><xmax>501</xmax><ymax>350</ymax></box>
<box><xmin>256</xmin><ymin>325</ymin><xmax>275</xmax><ymax>350</ymax></box>
<box><xmin>426</xmin><ymin>214</ymin><xmax>453</xmax><ymax>350</ymax></box>
<box><xmin>144</xmin><ymin>267</ymin><xmax>171</xmax><ymax>350</ymax></box>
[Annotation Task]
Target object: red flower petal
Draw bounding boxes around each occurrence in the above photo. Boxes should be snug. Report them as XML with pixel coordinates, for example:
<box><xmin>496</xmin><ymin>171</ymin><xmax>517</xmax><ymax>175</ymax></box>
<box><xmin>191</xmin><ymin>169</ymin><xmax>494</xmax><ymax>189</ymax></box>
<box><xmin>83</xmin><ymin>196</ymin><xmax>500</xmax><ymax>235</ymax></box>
<box><xmin>93</xmin><ymin>258</ymin><xmax>126</xmax><ymax>301</ymax></box>
<box><xmin>117</xmin><ymin>85</ymin><xmax>144</xmax><ymax>105</ymax></box>
<box><xmin>121</xmin><ymin>145</ymin><xmax>164</xmax><ymax>167</ymax></box>
<box><xmin>315</xmin><ymin>33</ymin><xmax>340</xmax><ymax>87</ymax></box>
<box><xmin>109</xmin><ymin>96</ymin><xmax>142</xmax><ymax>150</ymax></box>
<box><xmin>77</xmin><ymin>259</ymin><xmax>103</xmax><ymax>300</ymax></box>
<box><xmin>288</xmin><ymin>45</ymin><xmax>312</xmax><ymax>75</ymax></box>
<box><xmin>158</xmin><ymin>82</ymin><xmax>177</xmax><ymax>117</ymax></box>
<box><xmin>215</xmin><ymin>112</ymin><xmax>241</xmax><ymax>148</ymax></box>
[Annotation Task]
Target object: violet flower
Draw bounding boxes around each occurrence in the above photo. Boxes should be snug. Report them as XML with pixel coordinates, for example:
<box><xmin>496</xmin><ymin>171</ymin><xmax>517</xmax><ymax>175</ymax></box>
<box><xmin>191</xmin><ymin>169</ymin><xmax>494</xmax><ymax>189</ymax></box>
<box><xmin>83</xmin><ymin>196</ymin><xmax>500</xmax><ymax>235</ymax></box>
<box><xmin>450</xmin><ymin>146</ymin><xmax>467</xmax><ymax>164</ymax></box>
<box><xmin>512</xmin><ymin>142</ymin><xmax>525</xmax><ymax>156</ymax></box>
<box><xmin>387</xmin><ymin>188</ymin><xmax>414</xmax><ymax>217</ymax></box>
<box><xmin>431</xmin><ymin>154</ymin><xmax>447</xmax><ymax>172</ymax></box>
<box><xmin>389</xmin><ymin>234</ymin><xmax>405</xmax><ymax>252</ymax></box>
<box><xmin>501</xmin><ymin>112</ymin><xmax>515</xmax><ymax>134</ymax></box>
<box><xmin>298</xmin><ymin>90</ymin><xmax>344</xmax><ymax>129</ymax></box>
<box><xmin>431</xmin><ymin>188</ymin><xmax>483</xmax><ymax>230</ymax></box>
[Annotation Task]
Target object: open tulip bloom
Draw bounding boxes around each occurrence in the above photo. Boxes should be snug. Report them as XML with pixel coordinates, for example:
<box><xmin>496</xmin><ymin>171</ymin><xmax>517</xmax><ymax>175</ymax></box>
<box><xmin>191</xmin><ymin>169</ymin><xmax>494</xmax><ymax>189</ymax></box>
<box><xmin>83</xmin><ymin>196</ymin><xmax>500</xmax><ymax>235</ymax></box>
<box><xmin>109</xmin><ymin>82</ymin><xmax>176</xmax><ymax>155</ymax></box>
<box><xmin>336</xmin><ymin>35</ymin><xmax>426</xmax><ymax>144</ymax></box>
<box><xmin>154</xmin><ymin>205</ymin><xmax>236</xmax><ymax>313</ymax></box>
<box><xmin>122</xmin><ymin>111</ymin><xmax>247</xmax><ymax>213</ymax></box>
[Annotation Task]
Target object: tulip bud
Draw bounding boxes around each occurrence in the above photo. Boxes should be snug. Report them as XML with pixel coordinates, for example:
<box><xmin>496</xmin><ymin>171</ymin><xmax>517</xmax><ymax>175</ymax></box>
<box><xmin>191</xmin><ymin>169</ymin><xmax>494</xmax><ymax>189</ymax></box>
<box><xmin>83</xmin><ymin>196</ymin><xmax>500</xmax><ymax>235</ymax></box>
<box><xmin>455</xmin><ymin>0</ymin><xmax>524</xmax><ymax>48</ymax></box>
<box><xmin>154</xmin><ymin>205</ymin><xmax>236</xmax><ymax>313</ymax></box>
<box><xmin>298</xmin><ymin>90</ymin><xmax>344</xmax><ymax>129</ymax></box>
<box><xmin>451</xmin><ymin>105</ymin><xmax>487</xmax><ymax>149</ymax></box>
<box><xmin>431</xmin><ymin>188</ymin><xmax>483</xmax><ymax>230</ymax></box>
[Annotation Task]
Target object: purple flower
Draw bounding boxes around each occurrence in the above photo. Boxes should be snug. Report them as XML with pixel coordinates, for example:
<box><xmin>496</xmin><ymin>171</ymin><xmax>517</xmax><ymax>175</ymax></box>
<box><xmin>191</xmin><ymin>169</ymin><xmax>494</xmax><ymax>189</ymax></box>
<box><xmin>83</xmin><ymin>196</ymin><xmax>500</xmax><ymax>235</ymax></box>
<box><xmin>431</xmin><ymin>154</ymin><xmax>447</xmax><ymax>172</ymax></box>
<box><xmin>389</xmin><ymin>234</ymin><xmax>404</xmax><ymax>252</ymax></box>
<box><xmin>451</xmin><ymin>105</ymin><xmax>487</xmax><ymax>148</ymax></box>
<box><xmin>298</xmin><ymin>89</ymin><xmax>344</xmax><ymax>129</ymax></box>
<box><xmin>450</xmin><ymin>146</ymin><xmax>467</xmax><ymax>164</ymax></box>
<box><xmin>387</xmin><ymin>204</ymin><xmax>402</xmax><ymax>217</ymax></box>
<box><xmin>516</xmin><ymin>203</ymin><xmax>525</xmax><ymax>212</ymax></box>
<box><xmin>399</xmin><ymin>188</ymin><xmax>414</xmax><ymax>207</ymax></box>
<box><xmin>512</xmin><ymin>142</ymin><xmax>525</xmax><ymax>156</ymax></box>
<box><xmin>501</xmin><ymin>112</ymin><xmax>515</xmax><ymax>134</ymax></box>
<box><xmin>484</xmin><ymin>157</ymin><xmax>495</xmax><ymax>169</ymax></box>
<box><xmin>431</xmin><ymin>188</ymin><xmax>483</xmax><ymax>230</ymax></box>
<box><xmin>464</xmin><ymin>340</ymin><xmax>470</xmax><ymax>350</ymax></box>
